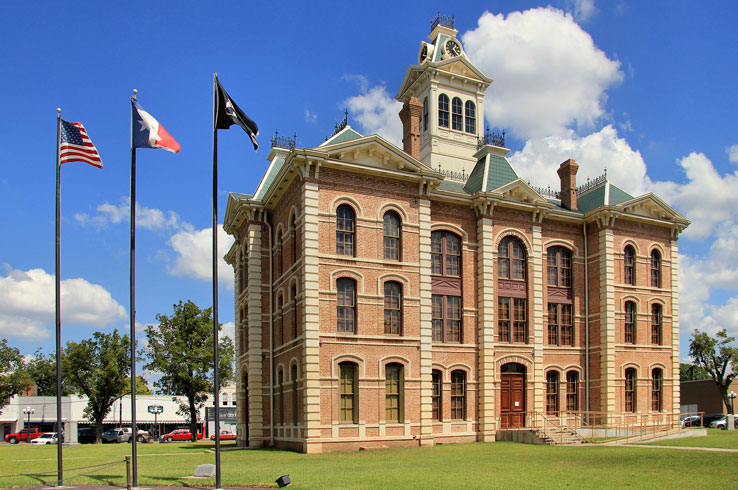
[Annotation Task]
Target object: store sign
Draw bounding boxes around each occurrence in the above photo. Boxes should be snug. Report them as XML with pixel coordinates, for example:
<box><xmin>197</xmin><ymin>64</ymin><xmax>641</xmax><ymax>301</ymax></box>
<box><xmin>147</xmin><ymin>405</ymin><xmax>164</xmax><ymax>414</ymax></box>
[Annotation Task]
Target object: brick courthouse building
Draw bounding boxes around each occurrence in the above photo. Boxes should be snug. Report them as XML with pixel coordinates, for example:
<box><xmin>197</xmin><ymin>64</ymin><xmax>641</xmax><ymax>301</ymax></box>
<box><xmin>224</xmin><ymin>18</ymin><xmax>689</xmax><ymax>452</ymax></box>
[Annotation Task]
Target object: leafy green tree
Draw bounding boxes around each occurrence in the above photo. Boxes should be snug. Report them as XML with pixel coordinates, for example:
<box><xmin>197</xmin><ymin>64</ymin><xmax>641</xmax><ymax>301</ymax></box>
<box><xmin>0</xmin><ymin>339</ymin><xmax>26</xmax><ymax>415</ymax></box>
<box><xmin>25</xmin><ymin>349</ymin><xmax>71</xmax><ymax>396</ymax></box>
<box><xmin>128</xmin><ymin>375</ymin><xmax>153</xmax><ymax>395</ymax></box>
<box><xmin>680</xmin><ymin>362</ymin><xmax>710</xmax><ymax>381</ymax></box>
<box><xmin>144</xmin><ymin>300</ymin><xmax>234</xmax><ymax>441</ymax></box>
<box><xmin>689</xmin><ymin>329</ymin><xmax>738</xmax><ymax>413</ymax></box>
<box><xmin>64</xmin><ymin>330</ymin><xmax>131</xmax><ymax>442</ymax></box>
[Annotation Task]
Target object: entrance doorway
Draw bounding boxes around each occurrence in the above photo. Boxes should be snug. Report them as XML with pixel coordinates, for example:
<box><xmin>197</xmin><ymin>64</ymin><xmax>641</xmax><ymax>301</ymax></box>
<box><xmin>500</xmin><ymin>363</ymin><xmax>526</xmax><ymax>428</ymax></box>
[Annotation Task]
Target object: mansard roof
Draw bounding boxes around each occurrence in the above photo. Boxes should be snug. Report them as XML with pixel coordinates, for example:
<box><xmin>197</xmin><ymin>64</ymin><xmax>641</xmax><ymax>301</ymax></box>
<box><xmin>463</xmin><ymin>145</ymin><xmax>519</xmax><ymax>194</ymax></box>
<box><xmin>577</xmin><ymin>180</ymin><xmax>633</xmax><ymax>213</ymax></box>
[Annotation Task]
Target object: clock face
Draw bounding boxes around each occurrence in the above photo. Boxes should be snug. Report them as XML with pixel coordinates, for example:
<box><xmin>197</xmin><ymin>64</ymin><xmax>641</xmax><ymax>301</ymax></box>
<box><xmin>445</xmin><ymin>39</ymin><xmax>461</xmax><ymax>57</ymax></box>
<box><xmin>418</xmin><ymin>43</ymin><xmax>429</xmax><ymax>64</ymax></box>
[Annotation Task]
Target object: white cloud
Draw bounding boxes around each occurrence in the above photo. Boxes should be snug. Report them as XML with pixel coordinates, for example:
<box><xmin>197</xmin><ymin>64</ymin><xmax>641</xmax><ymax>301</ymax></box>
<box><xmin>221</xmin><ymin>321</ymin><xmax>235</xmax><ymax>344</ymax></box>
<box><xmin>565</xmin><ymin>0</ymin><xmax>597</xmax><ymax>22</ymax></box>
<box><xmin>727</xmin><ymin>144</ymin><xmax>738</xmax><ymax>164</ymax></box>
<box><xmin>462</xmin><ymin>7</ymin><xmax>622</xmax><ymax>139</ymax></box>
<box><xmin>304</xmin><ymin>108</ymin><xmax>318</xmax><ymax>124</ymax></box>
<box><xmin>167</xmin><ymin>225</ymin><xmax>235</xmax><ymax>287</ymax></box>
<box><xmin>75</xmin><ymin>197</ymin><xmax>184</xmax><ymax>231</ymax></box>
<box><xmin>0</xmin><ymin>266</ymin><xmax>127</xmax><ymax>339</ymax></box>
<box><xmin>344</xmin><ymin>85</ymin><xmax>403</xmax><ymax>147</ymax></box>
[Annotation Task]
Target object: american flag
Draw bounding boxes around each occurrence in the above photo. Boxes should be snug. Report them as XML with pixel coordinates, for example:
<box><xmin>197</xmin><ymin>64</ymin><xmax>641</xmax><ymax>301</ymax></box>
<box><xmin>59</xmin><ymin>119</ymin><xmax>102</xmax><ymax>168</ymax></box>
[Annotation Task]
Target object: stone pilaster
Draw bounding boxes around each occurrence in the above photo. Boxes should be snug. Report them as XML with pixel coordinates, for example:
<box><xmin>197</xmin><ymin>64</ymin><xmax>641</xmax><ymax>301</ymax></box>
<box><xmin>476</xmin><ymin>215</ymin><xmax>496</xmax><ymax>440</ymax></box>
<box><xmin>599</xmin><ymin>228</ymin><xmax>616</xmax><ymax>419</ymax></box>
<box><xmin>302</xmin><ymin>181</ymin><xmax>322</xmax><ymax>453</ymax></box>
<box><xmin>418</xmin><ymin>198</ymin><xmax>434</xmax><ymax>446</ymax></box>
<box><xmin>670</xmin><ymin>239</ymin><xmax>680</xmax><ymax>415</ymax></box>
<box><xmin>246</xmin><ymin>223</ymin><xmax>265</xmax><ymax>447</ymax></box>
<box><xmin>531</xmin><ymin>225</ymin><xmax>545</xmax><ymax>415</ymax></box>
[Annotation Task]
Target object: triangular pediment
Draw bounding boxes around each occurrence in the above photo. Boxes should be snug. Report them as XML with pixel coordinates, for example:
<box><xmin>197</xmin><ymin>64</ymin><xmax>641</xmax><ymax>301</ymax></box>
<box><xmin>619</xmin><ymin>193</ymin><xmax>688</xmax><ymax>223</ymax></box>
<box><xmin>495</xmin><ymin>179</ymin><xmax>553</xmax><ymax>205</ymax></box>
<box><xmin>319</xmin><ymin>134</ymin><xmax>433</xmax><ymax>176</ymax></box>
<box><xmin>433</xmin><ymin>57</ymin><xmax>492</xmax><ymax>84</ymax></box>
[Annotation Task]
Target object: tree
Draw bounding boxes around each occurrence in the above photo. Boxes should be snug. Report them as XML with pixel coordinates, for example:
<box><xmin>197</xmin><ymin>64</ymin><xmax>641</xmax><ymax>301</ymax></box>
<box><xmin>689</xmin><ymin>329</ymin><xmax>738</xmax><ymax>413</ymax></box>
<box><xmin>680</xmin><ymin>362</ymin><xmax>710</xmax><ymax>381</ymax></box>
<box><xmin>144</xmin><ymin>300</ymin><xmax>234</xmax><ymax>441</ymax></box>
<box><xmin>127</xmin><ymin>375</ymin><xmax>153</xmax><ymax>395</ymax></box>
<box><xmin>0</xmin><ymin>339</ymin><xmax>26</xmax><ymax>415</ymax></box>
<box><xmin>25</xmin><ymin>349</ymin><xmax>71</xmax><ymax>396</ymax></box>
<box><xmin>64</xmin><ymin>330</ymin><xmax>131</xmax><ymax>442</ymax></box>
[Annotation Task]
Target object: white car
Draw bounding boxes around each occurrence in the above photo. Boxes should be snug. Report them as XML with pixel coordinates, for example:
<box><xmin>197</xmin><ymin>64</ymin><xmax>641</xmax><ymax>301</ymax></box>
<box><xmin>31</xmin><ymin>432</ymin><xmax>58</xmax><ymax>445</ymax></box>
<box><xmin>710</xmin><ymin>415</ymin><xmax>738</xmax><ymax>430</ymax></box>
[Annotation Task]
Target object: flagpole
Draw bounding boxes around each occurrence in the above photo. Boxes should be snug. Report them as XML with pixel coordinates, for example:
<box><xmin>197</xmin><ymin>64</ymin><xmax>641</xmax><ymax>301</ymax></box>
<box><xmin>55</xmin><ymin>108</ymin><xmax>64</xmax><ymax>489</ymax></box>
<box><xmin>130</xmin><ymin>89</ymin><xmax>139</xmax><ymax>489</ymax></box>
<box><xmin>212</xmin><ymin>72</ymin><xmax>223</xmax><ymax>490</ymax></box>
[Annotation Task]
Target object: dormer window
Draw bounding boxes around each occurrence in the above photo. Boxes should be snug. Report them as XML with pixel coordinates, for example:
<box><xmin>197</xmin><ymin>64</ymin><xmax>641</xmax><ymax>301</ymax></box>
<box><xmin>438</xmin><ymin>94</ymin><xmax>449</xmax><ymax>128</ymax></box>
<box><xmin>452</xmin><ymin>97</ymin><xmax>463</xmax><ymax>131</ymax></box>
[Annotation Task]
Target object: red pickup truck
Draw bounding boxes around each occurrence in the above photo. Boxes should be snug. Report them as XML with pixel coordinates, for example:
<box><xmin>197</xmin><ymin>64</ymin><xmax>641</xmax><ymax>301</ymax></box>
<box><xmin>160</xmin><ymin>429</ymin><xmax>203</xmax><ymax>442</ymax></box>
<box><xmin>5</xmin><ymin>428</ymin><xmax>42</xmax><ymax>444</ymax></box>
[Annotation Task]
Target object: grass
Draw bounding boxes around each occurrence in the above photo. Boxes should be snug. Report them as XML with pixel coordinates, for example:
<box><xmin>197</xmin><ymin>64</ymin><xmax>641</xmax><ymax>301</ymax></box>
<box><xmin>1</xmin><ymin>436</ymin><xmax>738</xmax><ymax>489</ymax></box>
<box><xmin>640</xmin><ymin>428</ymin><xmax>738</xmax><ymax>449</ymax></box>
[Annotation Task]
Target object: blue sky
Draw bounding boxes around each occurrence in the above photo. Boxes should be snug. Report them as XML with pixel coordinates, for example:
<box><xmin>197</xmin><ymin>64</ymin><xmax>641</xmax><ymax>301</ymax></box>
<box><xmin>1</xmin><ymin>1</ymin><xmax>737</xmax><ymax>374</ymax></box>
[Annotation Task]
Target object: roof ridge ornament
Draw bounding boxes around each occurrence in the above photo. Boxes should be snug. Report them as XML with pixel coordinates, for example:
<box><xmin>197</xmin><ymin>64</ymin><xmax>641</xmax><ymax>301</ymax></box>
<box><xmin>430</xmin><ymin>12</ymin><xmax>455</xmax><ymax>32</ymax></box>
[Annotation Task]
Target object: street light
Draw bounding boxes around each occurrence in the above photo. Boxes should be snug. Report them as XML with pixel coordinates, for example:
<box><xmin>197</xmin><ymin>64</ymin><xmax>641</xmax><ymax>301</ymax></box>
<box><xmin>728</xmin><ymin>391</ymin><xmax>737</xmax><ymax>432</ymax></box>
<box><xmin>729</xmin><ymin>391</ymin><xmax>737</xmax><ymax>414</ymax></box>
<box><xmin>23</xmin><ymin>407</ymin><xmax>35</xmax><ymax>443</ymax></box>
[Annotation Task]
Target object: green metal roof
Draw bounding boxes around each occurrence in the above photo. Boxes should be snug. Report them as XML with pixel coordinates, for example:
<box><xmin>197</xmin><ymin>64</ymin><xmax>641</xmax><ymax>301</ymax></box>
<box><xmin>319</xmin><ymin>126</ymin><xmax>363</xmax><ymax>147</ymax></box>
<box><xmin>437</xmin><ymin>179</ymin><xmax>467</xmax><ymax>193</ymax></box>
<box><xmin>254</xmin><ymin>156</ymin><xmax>286</xmax><ymax>200</ymax></box>
<box><xmin>463</xmin><ymin>156</ymin><xmax>486</xmax><ymax>193</ymax></box>
<box><xmin>608</xmin><ymin>183</ymin><xmax>633</xmax><ymax>206</ymax></box>
<box><xmin>487</xmin><ymin>154</ymin><xmax>519</xmax><ymax>191</ymax></box>
<box><xmin>230</xmin><ymin>192</ymin><xmax>253</xmax><ymax>200</ymax></box>
<box><xmin>577</xmin><ymin>181</ymin><xmax>634</xmax><ymax>213</ymax></box>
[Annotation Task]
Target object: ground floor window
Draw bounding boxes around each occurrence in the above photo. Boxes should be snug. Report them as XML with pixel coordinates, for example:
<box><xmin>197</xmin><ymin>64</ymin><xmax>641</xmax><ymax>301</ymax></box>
<box><xmin>432</xmin><ymin>370</ymin><xmax>442</xmax><ymax>421</ymax></box>
<box><xmin>339</xmin><ymin>362</ymin><xmax>358</xmax><ymax>423</ymax></box>
<box><xmin>546</xmin><ymin>371</ymin><xmax>559</xmax><ymax>415</ymax></box>
<box><xmin>385</xmin><ymin>364</ymin><xmax>404</xmax><ymax>423</ymax></box>
<box><xmin>450</xmin><ymin>371</ymin><xmax>466</xmax><ymax>420</ymax></box>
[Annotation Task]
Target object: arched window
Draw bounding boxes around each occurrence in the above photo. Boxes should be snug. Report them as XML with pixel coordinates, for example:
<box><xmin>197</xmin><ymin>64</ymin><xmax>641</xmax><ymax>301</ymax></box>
<box><xmin>337</xmin><ymin>278</ymin><xmax>356</xmax><ymax>333</ymax></box>
<box><xmin>547</xmin><ymin>247</ymin><xmax>571</xmax><ymax>287</ymax></box>
<box><xmin>451</xmin><ymin>97</ymin><xmax>463</xmax><ymax>131</ymax></box>
<box><xmin>625</xmin><ymin>301</ymin><xmax>636</xmax><ymax>344</ymax></box>
<box><xmin>384</xmin><ymin>281</ymin><xmax>402</xmax><ymax>335</ymax></box>
<box><xmin>652</xmin><ymin>368</ymin><xmax>663</xmax><ymax>412</ymax></box>
<box><xmin>431</xmin><ymin>370</ymin><xmax>442</xmax><ymax>420</ymax></box>
<box><xmin>547</xmin><ymin>247</ymin><xmax>573</xmax><ymax>347</ymax></box>
<box><xmin>291</xmin><ymin>214</ymin><xmax>298</xmax><ymax>265</ymax></box>
<box><xmin>498</xmin><ymin>236</ymin><xmax>528</xmax><ymax>343</ymax></box>
<box><xmin>438</xmin><ymin>94</ymin><xmax>449</xmax><ymax>128</ymax></box>
<box><xmin>625</xmin><ymin>368</ymin><xmax>637</xmax><ymax>412</ymax></box>
<box><xmin>385</xmin><ymin>363</ymin><xmax>404</xmax><ymax>423</ymax></box>
<box><xmin>451</xmin><ymin>370</ymin><xmax>466</xmax><ymax>420</ymax></box>
<box><xmin>423</xmin><ymin>97</ymin><xmax>429</xmax><ymax>132</ymax></box>
<box><xmin>291</xmin><ymin>284</ymin><xmax>298</xmax><ymax>339</ymax></box>
<box><xmin>650</xmin><ymin>250</ymin><xmax>661</xmax><ymax>288</ymax></box>
<box><xmin>383</xmin><ymin>211</ymin><xmax>401</xmax><ymax>261</ymax></box>
<box><xmin>566</xmin><ymin>371</ymin><xmax>579</xmax><ymax>411</ymax></box>
<box><xmin>291</xmin><ymin>364</ymin><xmax>299</xmax><ymax>425</ymax></box>
<box><xmin>278</xmin><ymin>369</ymin><xmax>284</xmax><ymax>424</ymax></box>
<box><xmin>431</xmin><ymin>231</ymin><xmax>462</xmax><ymax>343</ymax></box>
<box><xmin>276</xmin><ymin>296</ymin><xmax>284</xmax><ymax>346</ymax></box>
<box><xmin>546</xmin><ymin>371</ymin><xmax>559</xmax><ymax>415</ymax></box>
<box><xmin>277</xmin><ymin>231</ymin><xmax>283</xmax><ymax>277</ymax></box>
<box><xmin>336</xmin><ymin>205</ymin><xmax>355</xmax><ymax>256</ymax></box>
<box><xmin>624</xmin><ymin>245</ymin><xmax>636</xmax><ymax>285</ymax></box>
<box><xmin>431</xmin><ymin>231</ymin><xmax>461</xmax><ymax>276</ymax></box>
<box><xmin>464</xmin><ymin>101</ymin><xmax>476</xmax><ymax>134</ymax></box>
<box><xmin>339</xmin><ymin>362</ymin><xmax>358</xmax><ymax>423</ymax></box>
<box><xmin>651</xmin><ymin>304</ymin><xmax>662</xmax><ymax>345</ymax></box>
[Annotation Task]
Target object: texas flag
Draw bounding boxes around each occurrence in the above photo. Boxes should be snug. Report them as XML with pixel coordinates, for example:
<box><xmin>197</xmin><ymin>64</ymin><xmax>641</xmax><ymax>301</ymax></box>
<box><xmin>132</xmin><ymin>101</ymin><xmax>181</xmax><ymax>153</ymax></box>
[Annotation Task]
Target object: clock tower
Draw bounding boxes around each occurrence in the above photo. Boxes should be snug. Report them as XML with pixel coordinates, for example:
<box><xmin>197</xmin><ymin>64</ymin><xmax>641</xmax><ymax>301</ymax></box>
<box><xmin>396</xmin><ymin>15</ymin><xmax>493</xmax><ymax>176</ymax></box>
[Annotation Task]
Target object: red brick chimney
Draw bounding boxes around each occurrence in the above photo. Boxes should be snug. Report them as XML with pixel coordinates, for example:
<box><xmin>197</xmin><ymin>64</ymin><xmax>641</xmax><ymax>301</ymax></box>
<box><xmin>399</xmin><ymin>96</ymin><xmax>423</xmax><ymax>160</ymax></box>
<box><xmin>557</xmin><ymin>159</ymin><xmax>579</xmax><ymax>211</ymax></box>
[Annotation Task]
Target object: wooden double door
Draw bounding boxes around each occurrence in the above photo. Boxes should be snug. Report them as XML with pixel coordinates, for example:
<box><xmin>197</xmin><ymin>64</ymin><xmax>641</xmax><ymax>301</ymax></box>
<box><xmin>500</xmin><ymin>372</ymin><xmax>526</xmax><ymax>428</ymax></box>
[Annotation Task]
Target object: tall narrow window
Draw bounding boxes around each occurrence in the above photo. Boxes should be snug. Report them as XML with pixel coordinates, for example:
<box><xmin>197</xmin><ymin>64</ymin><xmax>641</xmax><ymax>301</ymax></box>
<box><xmin>651</xmin><ymin>303</ymin><xmax>662</xmax><ymax>345</ymax></box>
<box><xmin>547</xmin><ymin>303</ymin><xmax>559</xmax><ymax>345</ymax></box>
<box><xmin>291</xmin><ymin>364</ymin><xmax>298</xmax><ymax>425</ymax></box>
<box><xmin>625</xmin><ymin>301</ymin><xmax>636</xmax><ymax>344</ymax></box>
<box><xmin>383</xmin><ymin>211</ymin><xmax>401</xmax><ymax>261</ymax></box>
<box><xmin>339</xmin><ymin>362</ymin><xmax>358</xmax><ymax>423</ymax></box>
<box><xmin>277</xmin><ymin>231</ymin><xmax>283</xmax><ymax>276</ymax></box>
<box><xmin>650</xmin><ymin>250</ymin><xmax>661</xmax><ymax>288</ymax></box>
<box><xmin>498</xmin><ymin>298</ymin><xmax>511</xmax><ymax>343</ymax></box>
<box><xmin>278</xmin><ymin>369</ymin><xmax>284</xmax><ymax>425</ymax></box>
<box><xmin>240</xmin><ymin>244</ymin><xmax>248</xmax><ymax>293</ymax></box>
<box><xmin>625</xmin><ymin>368</ymin><xmax>637</xmax><ymax>413</ymax></box>
<box><xmin>385</xmin><ymin>364</ymin><xmax>404</xmax><ymax>423</ymax></box>
<box><xmin>464</xmin><ymin>101</ymin><xmax>476</xmax><ymax>134</ymax></box>
<box><xmin>513</xmin><ymin>298</ymin><xmax>527</xmax><ymax>343</ymax></box>
<box><xmin>432</xmin><ymin>294</ymin><xmax>461</xmax><ymax>342</ymax></box>
<box><xmin>384</xmin><ymin>282</ymin><xmax>402</xmax><ymax>335</ymax></box>
<box><xmin>291</xmin><ymin>285</ymin><xmax>298</xmax><ymax>339</ymax></box>
<box><xmin>336</xmin><ymin>205</ymin><xmax>355</xmax><ymax>256</ymax></box>
<box><xmin>431</xmin><ymin>231</ymin><xmax>461</xmax><ymax>276</ymax></box>
<box><xmin>546</xmin><ymin>371</ymin><xmax>559</xmax><ymax>415</ymax></box>
<box><xmin>451</xmin><ymin>371</ymin><xmax>466</xmax><ymax>420</ymax></box>
<box><xmin>560</xmin><ymin>304</ymin><xmax>573</xmax><ymax>346</ymax></box>
<box><xmin>566</xmin><ymin>371</ymin><xmax>579</xmax><ymax>411</ymax></box>
<box><xmin>451</xmin><ymin>97</ymin><xmax>463</xmax><ymax>131</ymax></box>
<box><xmin>432</xmin><ymin>370</ymin><xmax>442</xmax><ymax>420</ymax></box>
<box><xmin>547</xmin><ymin>247</ymin><xmax>571</xmax><ymax>287</ymax></box>
<box><xmin>651</xmin><ymin>368</ymin><xmax>663</xmax><ymax>412</ymax></box>
<box><xmin>337</xmin><ymin>278</ymin><xmax>356</xmax><ymax>333</ymax></box>
<box><xmin>438</xmin><ymin>94</ymin><xmax>449</xmax><ymax>128</ymax></box>
<box><xmin>423</xmin><ymin>97</ymin><xmax>429</xmax><ymax>131</ymax></box>
<box><xmin>276</xmin><ymin>296</ymin><xmax>283</xmax><ymax>346</ymax></box>
<box><xmin>291</xmin><ymin>214</ymin><xmax>298</xmax><ymax>264</ymax></box>
<box><xmin>624</xmin><ymin>246</ymin><xmax>635</xmax><ymax>285</ymax></box>
<box><xmin>499</xmin><ymin>236</ymin><xmax>526</xmax><ymax>280</ymax></box>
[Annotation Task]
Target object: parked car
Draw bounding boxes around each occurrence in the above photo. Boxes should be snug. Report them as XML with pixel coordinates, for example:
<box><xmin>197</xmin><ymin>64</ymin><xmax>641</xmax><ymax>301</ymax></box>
<box><xmin>77</xmin><ymin>427</ymin><xmax>97</xmax><ymax>444</ymax></box>
<box><xmin>101</xmin><ymin>429</ymin><xmax>122</xmax><ymax>443</ymax></box>
<box><xmin>709</xmin><ymin>415</ymin><xmax>738</xmax><ymax>430</ymax></box>
<box><xmin>160</xmin><ymin>429</ymin><xmax>203</xmax><ymax>442</ymax></box>
<box><xmin>681</xmin><ymin>415</ymin><xmax>701</xmax><ymax>428</ymax></box>
<box><xmin>701</xmin><ymin>413</ymin><xmax>726</xmax><ymax>427</ymax></box>
<box><xmin>5</xmin><ymin>428</ymin><xmax>42</xmax><ymax>444</ymax></box>
<box><xmin>31</xmin><ymin>433</ymin><xmax>58</xmax><ymax>445</ymax></box>
<box><xmin>101</xmin><ymin>428</ymin><xmax>151</xmax><ymax>443</ymax></box>
<box><xmin>210</xmin><ymin>430</ymin><xmax>237</xmax><ymax>441</ymax></box>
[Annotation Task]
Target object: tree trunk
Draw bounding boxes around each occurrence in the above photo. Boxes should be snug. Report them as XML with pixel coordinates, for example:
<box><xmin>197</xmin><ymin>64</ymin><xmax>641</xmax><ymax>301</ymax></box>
<box><xmin>189</xmin><ymin>395</ymin><xmax>198</xmax><ymax>442</ymax></box>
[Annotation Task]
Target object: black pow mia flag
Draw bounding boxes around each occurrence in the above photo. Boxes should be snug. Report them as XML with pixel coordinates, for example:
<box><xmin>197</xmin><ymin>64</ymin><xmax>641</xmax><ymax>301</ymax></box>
<box><xmin>215</xmin><ymin>76</ymin><xmax>259</xmax><ymax>150</ymax></box>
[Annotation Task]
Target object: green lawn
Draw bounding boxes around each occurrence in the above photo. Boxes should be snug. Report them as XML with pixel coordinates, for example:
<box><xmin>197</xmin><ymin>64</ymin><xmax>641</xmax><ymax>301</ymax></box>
<box><xmin>1</xmin><ymin>437</ymin><xmax>737</xmax><ymax>489</ymax></box>
<box><xmin>640</xmin><ymin>428</ymin><xmax>738</xmax><ymax>449</ymax></box>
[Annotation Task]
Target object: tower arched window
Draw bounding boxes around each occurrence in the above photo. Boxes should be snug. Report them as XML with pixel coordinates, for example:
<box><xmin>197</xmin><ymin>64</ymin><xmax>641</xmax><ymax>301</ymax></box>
<box><xmin>423</xmin><ymin>97</ymin><xmax>429</xmax><ymax>132</ymax></box>
<box><xmin>451</xmin><ymin>97</ymin><xmax>463</xmax><ymax>131</ymax></box>
<box><xmin>625</xmin><ymin>368</ymin><xmax>637</xmax><ymax>412</ymax></box>
<box><xmin>652</xmin><ymin>368</ymin><xmax>663</xmax><ymax>412</ymax></box>
<box><xmin>384</xmin><ymin>281</ymin><xmax>402</xmax><ymax>335</ymax></box>
<box><xmin>383</xmin><ymin>211</ymin><xmax>401</xmax><ymax>261</ymax></box>
<box><xmin>624</xmin><ymin>245</ymin><xmax>636</xmax><ymax>285</ymax></box>
<box><xmin>438</xmin><ymin>94</ymin><xmax>449</xmax><ymax>128</ymax></box>
<box><xmin>464</xmin><ymin>101</ymin><xmax>476</xmax><ymax>134</ymax></box>
<box><xmin>650</xmin><ymin>250</ymin><xmax>661</xmax><ymax>288</ymax></box>
<box><xmin>651</xmin><ymin>303</ymin><xmax>662</xmax><ymax>345</ymax></box>
<box><xmin>625</xmin><ymin>301</ymin><xmax>636</xmax><ymax>344</ymax></box>
<box><xmin>498</xmin><ymin>236</ymin><xmax>528</xmax><ymax>343</ymax></box>
<box><xmin>546</xmin><ymin>371</ymin><xmax>559</xmax><ymax>415</ymax></box>
<box><xmin>337</xmin><ymin>278</ymin><xmax>356</xmax><ymax>333</ymax></box>
<box><xmin>336</xmin><ymin>205</ymin><xmax>355</xmax><ymax>256</ymax></box>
